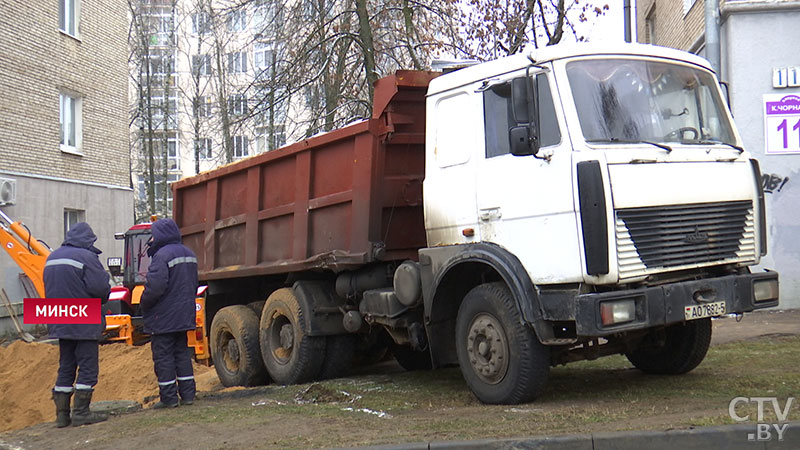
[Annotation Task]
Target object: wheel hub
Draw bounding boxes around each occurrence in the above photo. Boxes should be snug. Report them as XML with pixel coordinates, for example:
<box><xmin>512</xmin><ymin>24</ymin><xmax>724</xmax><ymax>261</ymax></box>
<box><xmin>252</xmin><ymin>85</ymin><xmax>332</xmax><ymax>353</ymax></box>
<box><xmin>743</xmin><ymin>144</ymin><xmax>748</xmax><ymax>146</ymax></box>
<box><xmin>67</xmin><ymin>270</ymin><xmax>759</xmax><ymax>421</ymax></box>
<box><xmin>466</xmin><ymin>313</ymin><xmax>508</xmax><ymax>385</ymax></box>
<box><xmin>279</xmin><ymin>323</ymin><xmax>294</xmax><ymax>350</ymax></box>
<box><xmin>226</xmin><ymin>338</ymin><xmax>240</xmax><ymax>365</ymax></box>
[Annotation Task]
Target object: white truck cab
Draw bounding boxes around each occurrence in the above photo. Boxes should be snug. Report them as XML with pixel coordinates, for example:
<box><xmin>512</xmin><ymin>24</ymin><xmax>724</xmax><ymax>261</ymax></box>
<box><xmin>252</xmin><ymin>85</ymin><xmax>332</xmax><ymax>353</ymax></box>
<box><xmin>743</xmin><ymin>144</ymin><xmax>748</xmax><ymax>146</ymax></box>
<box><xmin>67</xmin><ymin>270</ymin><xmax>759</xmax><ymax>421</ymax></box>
<box><xmin>419</xmin><ymin>43</ymin><xmax>779</xmax><ymax>404</ymax></box>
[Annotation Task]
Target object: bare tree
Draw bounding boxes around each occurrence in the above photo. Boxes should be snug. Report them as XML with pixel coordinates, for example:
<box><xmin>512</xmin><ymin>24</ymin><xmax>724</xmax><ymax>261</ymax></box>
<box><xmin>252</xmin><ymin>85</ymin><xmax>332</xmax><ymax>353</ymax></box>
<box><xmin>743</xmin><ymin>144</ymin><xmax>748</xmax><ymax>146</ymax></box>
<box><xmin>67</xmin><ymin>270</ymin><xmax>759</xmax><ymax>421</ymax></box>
<box><xmin>443</xmin><ymin>0</ymin><xmax>609</xmax><ymax>60</ymax></box>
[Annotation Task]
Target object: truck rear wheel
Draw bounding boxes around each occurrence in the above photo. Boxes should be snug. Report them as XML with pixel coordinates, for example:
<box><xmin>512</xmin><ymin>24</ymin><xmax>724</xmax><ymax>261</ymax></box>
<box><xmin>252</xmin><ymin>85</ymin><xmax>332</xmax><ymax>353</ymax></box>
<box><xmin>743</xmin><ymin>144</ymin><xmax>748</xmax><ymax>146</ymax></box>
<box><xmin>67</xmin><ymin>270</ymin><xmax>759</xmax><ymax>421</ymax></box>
<box><xmin>210</xmin><ymin>305</ymin><xmax>269</xmax><ymax>387</ymax></box>
<box><xmin>455</xmin><ymin>282</ymin><xmax>549</xmax><ymax>404</ymax></box>
<box><xmin>260</xmin><ymin>288</ymin><xmax>325</xmax><ymax>385</ymax></box>
<box><xmin>626</xmin><ymin>318</ymin><xmax>712</xmax><ymax>374</ymax></box>
<box><xmin>317</xmin><ymin>335</ymin><xmax>355</xmax><ymax>380</ymax></box>
<box><xmin>391</xmin><ymin>344</ymin><xmax>432</xmax><ymax>371</ymax></box>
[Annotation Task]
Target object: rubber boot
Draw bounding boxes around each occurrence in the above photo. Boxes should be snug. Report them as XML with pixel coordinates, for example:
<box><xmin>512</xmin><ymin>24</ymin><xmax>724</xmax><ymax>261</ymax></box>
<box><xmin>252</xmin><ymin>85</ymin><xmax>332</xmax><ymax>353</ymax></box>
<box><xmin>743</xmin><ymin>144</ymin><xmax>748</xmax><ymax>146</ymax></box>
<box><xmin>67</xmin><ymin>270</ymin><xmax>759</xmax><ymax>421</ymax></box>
<box><xmin>71</xmin><ymin>389</ymin><xmax>108</xmax><ymax>426</ymax></box>
<box><xmin>52</xmin><ymin>390</ymin><xmax>72</xmax><ymax>428</ymax></box>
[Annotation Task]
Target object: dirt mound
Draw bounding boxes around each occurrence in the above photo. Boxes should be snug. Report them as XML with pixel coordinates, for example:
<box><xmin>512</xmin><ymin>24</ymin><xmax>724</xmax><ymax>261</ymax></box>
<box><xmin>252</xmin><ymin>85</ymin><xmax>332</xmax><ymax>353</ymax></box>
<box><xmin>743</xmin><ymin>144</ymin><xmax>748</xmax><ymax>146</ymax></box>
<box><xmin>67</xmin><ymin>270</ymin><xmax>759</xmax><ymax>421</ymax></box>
<box><xmin>0</xmin><ymin>340</ymin><xmax>219</xmax><ymax>432</ymax></box>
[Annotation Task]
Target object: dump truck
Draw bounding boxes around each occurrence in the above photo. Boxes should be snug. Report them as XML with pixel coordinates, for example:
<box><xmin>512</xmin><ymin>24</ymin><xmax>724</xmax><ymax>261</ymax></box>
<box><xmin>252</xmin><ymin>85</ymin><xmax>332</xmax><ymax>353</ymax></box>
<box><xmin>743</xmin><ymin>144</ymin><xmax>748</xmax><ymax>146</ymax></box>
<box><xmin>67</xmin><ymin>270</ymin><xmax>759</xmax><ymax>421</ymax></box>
<box><xmin>161</xmin><ymin>43</ymin><xmax>778</xmax><ymax>404</ymax></box>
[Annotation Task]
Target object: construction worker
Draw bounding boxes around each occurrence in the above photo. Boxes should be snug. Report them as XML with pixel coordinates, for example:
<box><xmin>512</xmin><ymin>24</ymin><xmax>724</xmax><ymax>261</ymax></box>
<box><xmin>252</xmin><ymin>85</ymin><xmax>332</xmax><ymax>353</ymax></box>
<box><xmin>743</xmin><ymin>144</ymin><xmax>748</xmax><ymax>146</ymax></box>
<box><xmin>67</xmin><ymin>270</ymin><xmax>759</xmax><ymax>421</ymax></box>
<box><xmin>45</xmin><ymin>222</ymin><xmax>110</xmax><ymax>427</ymax></box>
<box><xmin>140</xmin><ymin>218</ymin><xmax>198</xmax><ymax>408</ymax></box>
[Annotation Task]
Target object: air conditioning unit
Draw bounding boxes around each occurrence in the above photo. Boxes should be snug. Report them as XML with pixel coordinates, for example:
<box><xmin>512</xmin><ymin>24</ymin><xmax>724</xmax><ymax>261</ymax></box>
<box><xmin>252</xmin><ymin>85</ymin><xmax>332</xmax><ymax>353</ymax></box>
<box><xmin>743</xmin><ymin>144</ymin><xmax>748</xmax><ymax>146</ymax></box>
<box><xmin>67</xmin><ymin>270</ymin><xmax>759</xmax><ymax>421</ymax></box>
<box><xmin>0</xmin><ymin>177</ymin><xmax>17</xmax><ymax>205</ymax></box>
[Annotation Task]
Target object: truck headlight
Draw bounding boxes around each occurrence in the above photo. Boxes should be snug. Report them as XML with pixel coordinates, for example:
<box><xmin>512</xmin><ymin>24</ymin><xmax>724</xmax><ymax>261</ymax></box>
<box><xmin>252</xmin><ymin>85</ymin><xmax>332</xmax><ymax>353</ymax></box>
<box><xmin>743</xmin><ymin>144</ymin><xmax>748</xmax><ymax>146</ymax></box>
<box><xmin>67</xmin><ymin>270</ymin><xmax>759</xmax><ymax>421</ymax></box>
<box><xmin>600</xmin><ymin>299</ymin><xmax>636</xmax><ymax>326</ymax></box>
<box><xmin>753</xmin><ymin>279</ymin><xmax>779</xmax><ymax>302</ymax></box>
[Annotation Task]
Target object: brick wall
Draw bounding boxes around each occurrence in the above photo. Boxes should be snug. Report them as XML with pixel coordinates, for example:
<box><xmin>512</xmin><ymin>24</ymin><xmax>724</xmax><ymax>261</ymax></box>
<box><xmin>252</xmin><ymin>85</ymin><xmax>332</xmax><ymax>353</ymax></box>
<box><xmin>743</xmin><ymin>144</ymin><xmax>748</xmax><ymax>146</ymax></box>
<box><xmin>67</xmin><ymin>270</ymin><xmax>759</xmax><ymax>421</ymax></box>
<box><xmin>0</xmin><ymin>0</ymin><xmax>129</xmax><ymax>188</ymax></box>
<box><xmin>636</xmin><ymin>0</ymin><xmax>706</xmax><ymax>51</ymax></box>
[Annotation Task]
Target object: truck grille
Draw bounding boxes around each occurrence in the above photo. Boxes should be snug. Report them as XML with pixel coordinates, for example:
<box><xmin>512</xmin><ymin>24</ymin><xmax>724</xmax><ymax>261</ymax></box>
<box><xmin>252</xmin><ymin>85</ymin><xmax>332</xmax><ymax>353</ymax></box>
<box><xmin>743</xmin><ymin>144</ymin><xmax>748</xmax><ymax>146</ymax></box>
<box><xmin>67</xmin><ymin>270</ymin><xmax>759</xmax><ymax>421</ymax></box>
<box><xmin>616</xmin><ymin>200</ymin><xmax>756</xmax><ymax>279</ymax></box>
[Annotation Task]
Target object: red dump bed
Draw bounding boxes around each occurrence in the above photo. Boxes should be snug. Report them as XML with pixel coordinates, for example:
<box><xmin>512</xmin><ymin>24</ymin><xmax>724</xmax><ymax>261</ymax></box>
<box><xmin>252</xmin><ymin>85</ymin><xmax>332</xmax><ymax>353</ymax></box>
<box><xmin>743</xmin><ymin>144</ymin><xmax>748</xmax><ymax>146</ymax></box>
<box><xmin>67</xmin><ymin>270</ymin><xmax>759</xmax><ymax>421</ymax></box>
<box><xmin>172</xmin><ymin>71</ymin><xmax>438</xmax><ymax>281</ymax></box>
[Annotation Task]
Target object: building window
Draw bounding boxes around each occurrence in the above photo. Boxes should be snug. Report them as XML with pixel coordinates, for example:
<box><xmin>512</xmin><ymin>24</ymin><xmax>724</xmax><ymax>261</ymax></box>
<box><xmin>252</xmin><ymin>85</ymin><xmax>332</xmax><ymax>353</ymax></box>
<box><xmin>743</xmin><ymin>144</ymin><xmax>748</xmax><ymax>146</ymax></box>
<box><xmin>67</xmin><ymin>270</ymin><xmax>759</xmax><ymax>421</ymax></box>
<box><xmin>161</xmin><ymin>133</ymin><xmax>179</xmax><ymax>170</ymax></box>
<box><xmin>192</xmin><ymin>54</ymin><xmax>212</xmax><ymax>76</ymax></box>
<box><xmin>233</xmin><ymin>135</ymin><xmax>249</xmax><ymax>158</ymax></box>
<box><xmin>192</xmin><ymin>12</ymin><xmax>210</xmax><ymax>34</ymax></box>
<box><xmin>253</xmin><ymin>0</ymin><xmax>282</xmax><ymax>35</ymax></box>
<box><xmin>151</xmin><ymin>94</ymin><xmax>178</xmax><ymax>129</ymax></box>
<box><xmin>228</xmin><ymin>51</ymin><xmax>248</xmax><ymax>73</ymax></box>
<box><xmin>63</xmin><ymin>209</ymin><xmax>85</xmax><ymax>239</ymax></box>
<box><xmin>196</xmin><ymin>138</ymin><xmax>213</xmax><ymax>159</ymax></box>
<box><xmin>254</xmin><ymin>43</ymin><xmax>274</xmax><ymax>71</ymax></box>
<box><xmin>59</xmin><ymin>0</ymin><xmax>79</xmax><ymax>37</ymax></box>
<box><xmin>644</xmin><ymin>7</ymin><xmax>656</xmax><ymax>44</ymax></box>
<box><xmin>228</xmin><ymin>94</ymin><xmax>248</xmax><ymax>115</ymax></box>
<box><xmin>194</xmin><ymin>96</ymin><xmax>212</xmax><ymax>117</ymax></box>
<box><xmin>256</xmin><ymin>125</ymin><xmax>286</xmax><ymax>153</ymax></box>
<box><xmin>227</xmin><ymin>9</ymin><xmax>247</xmax><ymax>32</ymax></box>
<box><xmin>59</xmin><ymin>93</ymin><xmax>82</xmax><ymax>154</ymax></box>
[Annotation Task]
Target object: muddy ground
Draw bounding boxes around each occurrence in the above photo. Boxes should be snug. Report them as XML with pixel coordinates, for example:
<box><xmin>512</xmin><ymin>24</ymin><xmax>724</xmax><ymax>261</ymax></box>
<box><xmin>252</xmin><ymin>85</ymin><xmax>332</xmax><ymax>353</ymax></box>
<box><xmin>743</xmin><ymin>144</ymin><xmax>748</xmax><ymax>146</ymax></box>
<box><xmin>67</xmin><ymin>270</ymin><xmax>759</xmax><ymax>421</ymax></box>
<box><xmin>0</xmin><ymin>309</ymin><xmax>798</xmax><ymax>449</ymax></box>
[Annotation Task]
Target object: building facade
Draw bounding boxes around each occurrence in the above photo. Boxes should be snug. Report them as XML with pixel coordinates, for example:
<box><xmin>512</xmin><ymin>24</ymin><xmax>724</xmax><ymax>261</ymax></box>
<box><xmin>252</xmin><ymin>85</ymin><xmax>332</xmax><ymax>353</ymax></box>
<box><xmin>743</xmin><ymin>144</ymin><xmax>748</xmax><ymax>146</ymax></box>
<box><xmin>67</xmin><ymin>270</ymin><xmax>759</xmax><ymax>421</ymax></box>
<box><xmin>636</xmin><ymin>0</ymin><xmax>800</xmax><ymax>308</ymax></box>
<box><xmin>0</xmin><ymin>0</ymin><xmax>133</xmax><ymax>333</ymax></box>
<box><xmin>131</xmin><ymin>0</ymin><xmax>296</xmax><ymax>219</ymax></box>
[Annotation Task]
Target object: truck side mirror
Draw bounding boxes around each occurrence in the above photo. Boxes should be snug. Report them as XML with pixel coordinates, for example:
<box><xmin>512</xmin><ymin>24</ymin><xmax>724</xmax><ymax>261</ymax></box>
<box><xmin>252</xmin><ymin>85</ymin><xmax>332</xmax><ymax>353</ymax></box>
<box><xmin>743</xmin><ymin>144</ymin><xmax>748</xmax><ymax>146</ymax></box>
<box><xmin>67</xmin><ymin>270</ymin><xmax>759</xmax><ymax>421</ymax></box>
<box><xmin>509</xmin><ymin>126</ymin><xmax>532</xmax><ymax>155</ymax></box>
<box><xmin>510</xmin><ymin>76</ymin><xmax>540</xmax><ymax>156</ymax></box>
<box><xmin>107</xmin><ymin>257</ymin><xmax>122</xmax><ymax>277</ymax></box>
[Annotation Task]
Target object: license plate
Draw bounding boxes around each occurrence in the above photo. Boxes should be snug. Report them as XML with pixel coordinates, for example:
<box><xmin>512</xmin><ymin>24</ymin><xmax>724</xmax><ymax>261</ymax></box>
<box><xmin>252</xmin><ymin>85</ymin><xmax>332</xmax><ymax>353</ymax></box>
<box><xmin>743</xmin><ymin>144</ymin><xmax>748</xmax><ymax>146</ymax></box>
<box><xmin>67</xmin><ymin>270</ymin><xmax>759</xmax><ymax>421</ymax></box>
<box><xmin>685</xmin><ymin>301</ymin><xmax>726</xmax><ymax>321</ymax></box>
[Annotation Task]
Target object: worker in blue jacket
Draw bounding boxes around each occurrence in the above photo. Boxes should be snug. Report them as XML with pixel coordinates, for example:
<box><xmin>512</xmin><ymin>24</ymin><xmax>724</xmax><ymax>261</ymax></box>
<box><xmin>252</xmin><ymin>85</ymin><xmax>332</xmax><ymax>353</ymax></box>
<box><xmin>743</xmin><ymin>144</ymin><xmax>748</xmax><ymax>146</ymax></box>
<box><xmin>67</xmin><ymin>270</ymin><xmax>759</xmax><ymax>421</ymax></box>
<box><xmin>45</xmin><ymin>222</ymin><xmax>110</xmax><ymax>427</ymax></box>
<box><xmin>140</xmin><ymin>218</ymin><xmax>198</xmax><ymax>408</ymax></box>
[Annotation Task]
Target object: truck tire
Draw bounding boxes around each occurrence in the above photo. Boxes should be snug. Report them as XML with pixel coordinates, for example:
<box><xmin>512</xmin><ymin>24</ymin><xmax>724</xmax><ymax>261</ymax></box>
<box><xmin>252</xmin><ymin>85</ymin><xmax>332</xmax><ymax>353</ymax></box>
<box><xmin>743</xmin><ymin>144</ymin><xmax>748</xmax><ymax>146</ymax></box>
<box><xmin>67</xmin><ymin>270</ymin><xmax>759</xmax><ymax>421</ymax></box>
<box><xmin>455</xmin><ymin>282</ymin><xmax>550</xmax><ymax>404</ymax></box>
<box><xmin>210</xmin><ymin>305</ymin><xmax>269</xmax><ymax>387</ymax></box>
<box><xmin>317</xmin><ymin>335</ymin><xmax>355</xmax><ymax>380</ymax></box>
<box><xmin>391</xmin><ymin>344</ymin><xmax>432</xmax><ymax>371</ymax></box>
<box><xmin>626</xmin><ymin>318</ymin><xmax>712</xmax><ymax>375</ymax></box>
<box><xmin>247</xmin><ymin>300</ymin><xmax>265</xmax><ymax>318</ymax></box>
<box><xmin>353</xmin><ymin>329</ymin><xmax>391</xmax><ymax>366</ymax></box>
<box><xmin>260</xmin><ymin>288</ymin><xmax>325</xmax><ymax>385</ymax></box>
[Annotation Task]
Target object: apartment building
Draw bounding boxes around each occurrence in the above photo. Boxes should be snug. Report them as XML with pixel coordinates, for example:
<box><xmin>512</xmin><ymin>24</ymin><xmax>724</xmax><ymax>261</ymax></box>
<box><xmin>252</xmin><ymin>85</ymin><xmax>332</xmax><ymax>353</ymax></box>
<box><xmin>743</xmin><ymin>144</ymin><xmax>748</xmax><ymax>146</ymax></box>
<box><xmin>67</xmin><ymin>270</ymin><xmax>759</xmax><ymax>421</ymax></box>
<box><xmin>636</xmin><ymin>0</ymin><xmax>800</xmax><ymax>308</ymax></box>
<box><xmin>131</xmin><ymin>0</ymin><xmax>296</xmax><ymax>218</ymax></box>
<box><xmin>0</xmin><ymin>0</ymin><xmax>132</xmax><ymax>331</ymax></box>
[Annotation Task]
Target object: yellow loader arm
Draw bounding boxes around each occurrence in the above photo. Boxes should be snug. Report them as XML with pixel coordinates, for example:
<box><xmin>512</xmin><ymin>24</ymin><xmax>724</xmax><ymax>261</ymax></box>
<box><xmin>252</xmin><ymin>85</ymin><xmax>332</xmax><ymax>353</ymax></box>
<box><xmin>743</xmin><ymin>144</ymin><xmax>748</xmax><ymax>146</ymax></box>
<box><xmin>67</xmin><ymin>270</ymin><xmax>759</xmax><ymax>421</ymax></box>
<box><xmin>0</xmin><ymin>210</ymin><xmax>49</xmax><ymax>298</ymax></box>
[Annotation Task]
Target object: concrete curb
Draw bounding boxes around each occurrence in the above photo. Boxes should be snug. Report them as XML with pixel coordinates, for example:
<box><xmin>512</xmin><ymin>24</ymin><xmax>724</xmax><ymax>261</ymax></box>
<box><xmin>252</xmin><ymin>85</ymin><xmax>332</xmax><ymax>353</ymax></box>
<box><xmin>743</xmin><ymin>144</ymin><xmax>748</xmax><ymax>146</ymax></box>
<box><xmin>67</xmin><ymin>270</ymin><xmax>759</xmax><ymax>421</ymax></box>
<box><xmin>353</xmin><ymin>421</ymin><xmax>800</xmax><ymax>450</ymax></box>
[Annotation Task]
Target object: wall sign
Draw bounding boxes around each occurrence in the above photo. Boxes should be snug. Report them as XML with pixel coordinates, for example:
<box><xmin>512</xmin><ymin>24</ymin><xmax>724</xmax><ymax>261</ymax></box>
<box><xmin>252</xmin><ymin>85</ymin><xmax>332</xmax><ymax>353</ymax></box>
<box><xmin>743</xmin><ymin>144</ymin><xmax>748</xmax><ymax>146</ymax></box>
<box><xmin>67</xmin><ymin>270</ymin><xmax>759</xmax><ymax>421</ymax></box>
<box><xmin>764</xmin><ymin>94</ymin><xmax>800</xmax><ymax>154</ymax></box>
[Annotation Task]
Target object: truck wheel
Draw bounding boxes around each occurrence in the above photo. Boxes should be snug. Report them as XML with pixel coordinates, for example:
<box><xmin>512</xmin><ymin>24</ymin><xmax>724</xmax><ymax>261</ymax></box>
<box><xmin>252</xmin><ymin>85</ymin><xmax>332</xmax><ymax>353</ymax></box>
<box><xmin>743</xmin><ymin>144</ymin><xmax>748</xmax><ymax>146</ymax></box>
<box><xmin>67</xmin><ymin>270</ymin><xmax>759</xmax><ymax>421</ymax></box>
<box><xmin>391</xmin><ymin>344</ymin><xmax>432</xmax><ymax>371</ymax></box>
<box><xmin>260</xmin><ymin>288</ymin><xmax>325</xmax><ymax>385</ymax></box>
<box><xmin>210</xmin><ymin>305</ymin><xmax>269</xmax><ymax>387</ymax></box>
<box><xmin>353</xmin><ymin>329</ymin><xmax>391</xmax><ymax>366</ymax></box>
<box><xmin>247</xmin><ymin>301</ymin><xmax>265</xmax><ymax>318</ymax></box>
<box><xmin>626</xmin><ymin>318</ymin><xmax>712</xmax><ymax>374</ymax></box>
<box><xmin>317</xmin><ymin>335</ymin><xmax>355</xmax><ymax>380</ymax></box>
<box><xmin>455</xmin><ymin>282</ymin><xmax>550</xmax><ymax>404</ymax></box>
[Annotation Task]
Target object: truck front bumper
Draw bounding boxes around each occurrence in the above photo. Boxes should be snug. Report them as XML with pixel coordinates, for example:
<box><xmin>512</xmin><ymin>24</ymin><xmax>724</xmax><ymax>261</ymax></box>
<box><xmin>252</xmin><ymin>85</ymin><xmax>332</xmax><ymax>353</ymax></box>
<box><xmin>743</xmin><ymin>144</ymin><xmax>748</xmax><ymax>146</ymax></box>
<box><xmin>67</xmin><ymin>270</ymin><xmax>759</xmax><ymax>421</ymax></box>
<box><xmin>573</xmin><ymin>271</ymin><xmax>779</xmax><ymax>337</ymax></box>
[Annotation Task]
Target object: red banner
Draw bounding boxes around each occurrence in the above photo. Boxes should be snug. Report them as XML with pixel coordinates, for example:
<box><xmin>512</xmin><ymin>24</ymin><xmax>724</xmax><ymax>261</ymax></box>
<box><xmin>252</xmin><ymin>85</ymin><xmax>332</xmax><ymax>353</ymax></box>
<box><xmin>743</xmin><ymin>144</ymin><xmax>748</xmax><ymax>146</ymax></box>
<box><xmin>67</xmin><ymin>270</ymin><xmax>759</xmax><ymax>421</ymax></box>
<box><xmin>23</xmin><ymin>298</ymin><xmax>102</xmax><ymax>324</ymax></box>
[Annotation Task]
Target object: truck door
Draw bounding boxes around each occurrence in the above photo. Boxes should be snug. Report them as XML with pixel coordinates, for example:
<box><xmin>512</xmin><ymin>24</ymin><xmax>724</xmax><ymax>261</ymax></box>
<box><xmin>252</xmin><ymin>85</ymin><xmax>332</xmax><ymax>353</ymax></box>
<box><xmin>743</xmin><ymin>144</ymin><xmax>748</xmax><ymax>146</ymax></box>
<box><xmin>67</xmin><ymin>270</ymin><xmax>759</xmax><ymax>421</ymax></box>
<box><xmin>475</xmin><ymin>69</ymin><xmax>583</xmax><ymax>283</ymax></box>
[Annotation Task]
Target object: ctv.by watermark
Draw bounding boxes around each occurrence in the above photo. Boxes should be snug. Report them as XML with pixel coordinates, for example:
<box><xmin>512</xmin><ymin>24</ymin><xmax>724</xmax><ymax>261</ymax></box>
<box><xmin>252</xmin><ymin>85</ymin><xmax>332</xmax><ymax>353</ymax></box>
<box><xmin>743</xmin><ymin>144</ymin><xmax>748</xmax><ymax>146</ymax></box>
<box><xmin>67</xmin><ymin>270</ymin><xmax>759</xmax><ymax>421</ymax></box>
<box><xmin>729</xmin><ymin>397</ymin><xmax>795</xmax><ymax>442</ymax></box>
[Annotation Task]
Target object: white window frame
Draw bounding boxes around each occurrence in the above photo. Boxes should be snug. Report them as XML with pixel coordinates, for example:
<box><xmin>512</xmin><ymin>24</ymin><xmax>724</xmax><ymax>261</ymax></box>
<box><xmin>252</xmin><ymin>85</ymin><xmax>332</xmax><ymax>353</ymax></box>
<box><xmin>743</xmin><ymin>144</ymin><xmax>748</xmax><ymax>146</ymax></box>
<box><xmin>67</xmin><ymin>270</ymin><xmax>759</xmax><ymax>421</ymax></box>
<box><xmin>227</xmin><ymin>9</ymin><xmax>247</xmax><ymax>32</ymax></box>
<box><xmin>228</xmin><ymin>94</ymin><xmax>248</xmax><ymax>116</ymax></box>
<box><xmin>192</xmin><ymin>12</ymin><xmax>210</xmax><ymax>34</ymax></box>
<box><xmin>195</xmin><ymin>95</ymin><xmax>213</xmax><ymax>118</ymax></box>
<box><xmin>254</xmin><ymin>43</ymin><xmax>274</xmax><ymax>71</ymax></box>
<box><xmin>63</xmin><ymin>209</ymin><xmax>85</xmax><ymax>239</ymax></box>
<box><xmin>233</xmin><ymin>135</ymin><xmax>249</xmax><ymax>158</ymax></box>
<box><xmin>196</xmin><ymin>137</ymin><xmax>213</xmax><ymax>159</ymax></box>
<box><xmin>192</xmin><ymin>54</ymin><xmax>212</xmax><ymax>76</ymax></box>
<box><xmin>59</xmin><ymin>0</ymin><xmax>80</xmax><ymax>38</ymax></box>
<box><xmin>228</xmin><ymin>51</ymin><xmax>248</xmax><ymax>73</ymax></box>
<box><xmin>59</xmin><ymin>92</ymin><xmax>83</xmax><ymax>155</ymax></box>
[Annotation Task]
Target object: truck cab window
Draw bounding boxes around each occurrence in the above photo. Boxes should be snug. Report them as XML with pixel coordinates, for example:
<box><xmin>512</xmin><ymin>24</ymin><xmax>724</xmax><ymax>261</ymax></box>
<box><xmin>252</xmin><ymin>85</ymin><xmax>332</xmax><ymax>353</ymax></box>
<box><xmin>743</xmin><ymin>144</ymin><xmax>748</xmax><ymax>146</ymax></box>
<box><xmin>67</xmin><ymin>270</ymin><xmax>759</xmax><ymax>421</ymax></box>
<box><xmin>483</xmin><ymin>74</ymin><xmax>560</xmax><ymax>158</ymax></box>
<box><xmin>536</xmin><ymin>74</ymin><xmax>561</xmax><ymax>148</ymax></box>
<box><xmin>483</xmin><ymin>82</ymin><xmax>514</xmax><ymax>158</ymax></box>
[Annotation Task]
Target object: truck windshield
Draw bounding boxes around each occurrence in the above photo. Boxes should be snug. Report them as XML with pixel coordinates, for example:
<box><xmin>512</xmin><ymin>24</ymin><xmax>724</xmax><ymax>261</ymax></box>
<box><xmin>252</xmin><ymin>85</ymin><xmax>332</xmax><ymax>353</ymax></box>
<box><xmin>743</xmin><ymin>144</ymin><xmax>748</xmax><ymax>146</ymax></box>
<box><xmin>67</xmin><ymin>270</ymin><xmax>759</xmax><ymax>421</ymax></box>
<box><xmin>125</xmin><ymin>232</ymin><xmax>151</xmax><ymax>284</ymax></box>
<box><xmin>567</xmin><ymin>59</ymin><xmax>735</xmax><ymax>146</ymax></box>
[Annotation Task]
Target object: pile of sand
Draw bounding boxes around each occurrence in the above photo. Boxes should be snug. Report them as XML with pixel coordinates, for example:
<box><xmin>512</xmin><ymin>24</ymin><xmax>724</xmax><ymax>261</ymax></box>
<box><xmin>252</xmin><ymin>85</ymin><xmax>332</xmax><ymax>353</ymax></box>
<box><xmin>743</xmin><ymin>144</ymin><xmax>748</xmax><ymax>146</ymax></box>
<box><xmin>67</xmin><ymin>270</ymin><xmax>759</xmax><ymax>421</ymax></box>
<box><xmin>0</xmin><ymin>340</ymin><xmax>220</xmax><ymax>432</ymax></box>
